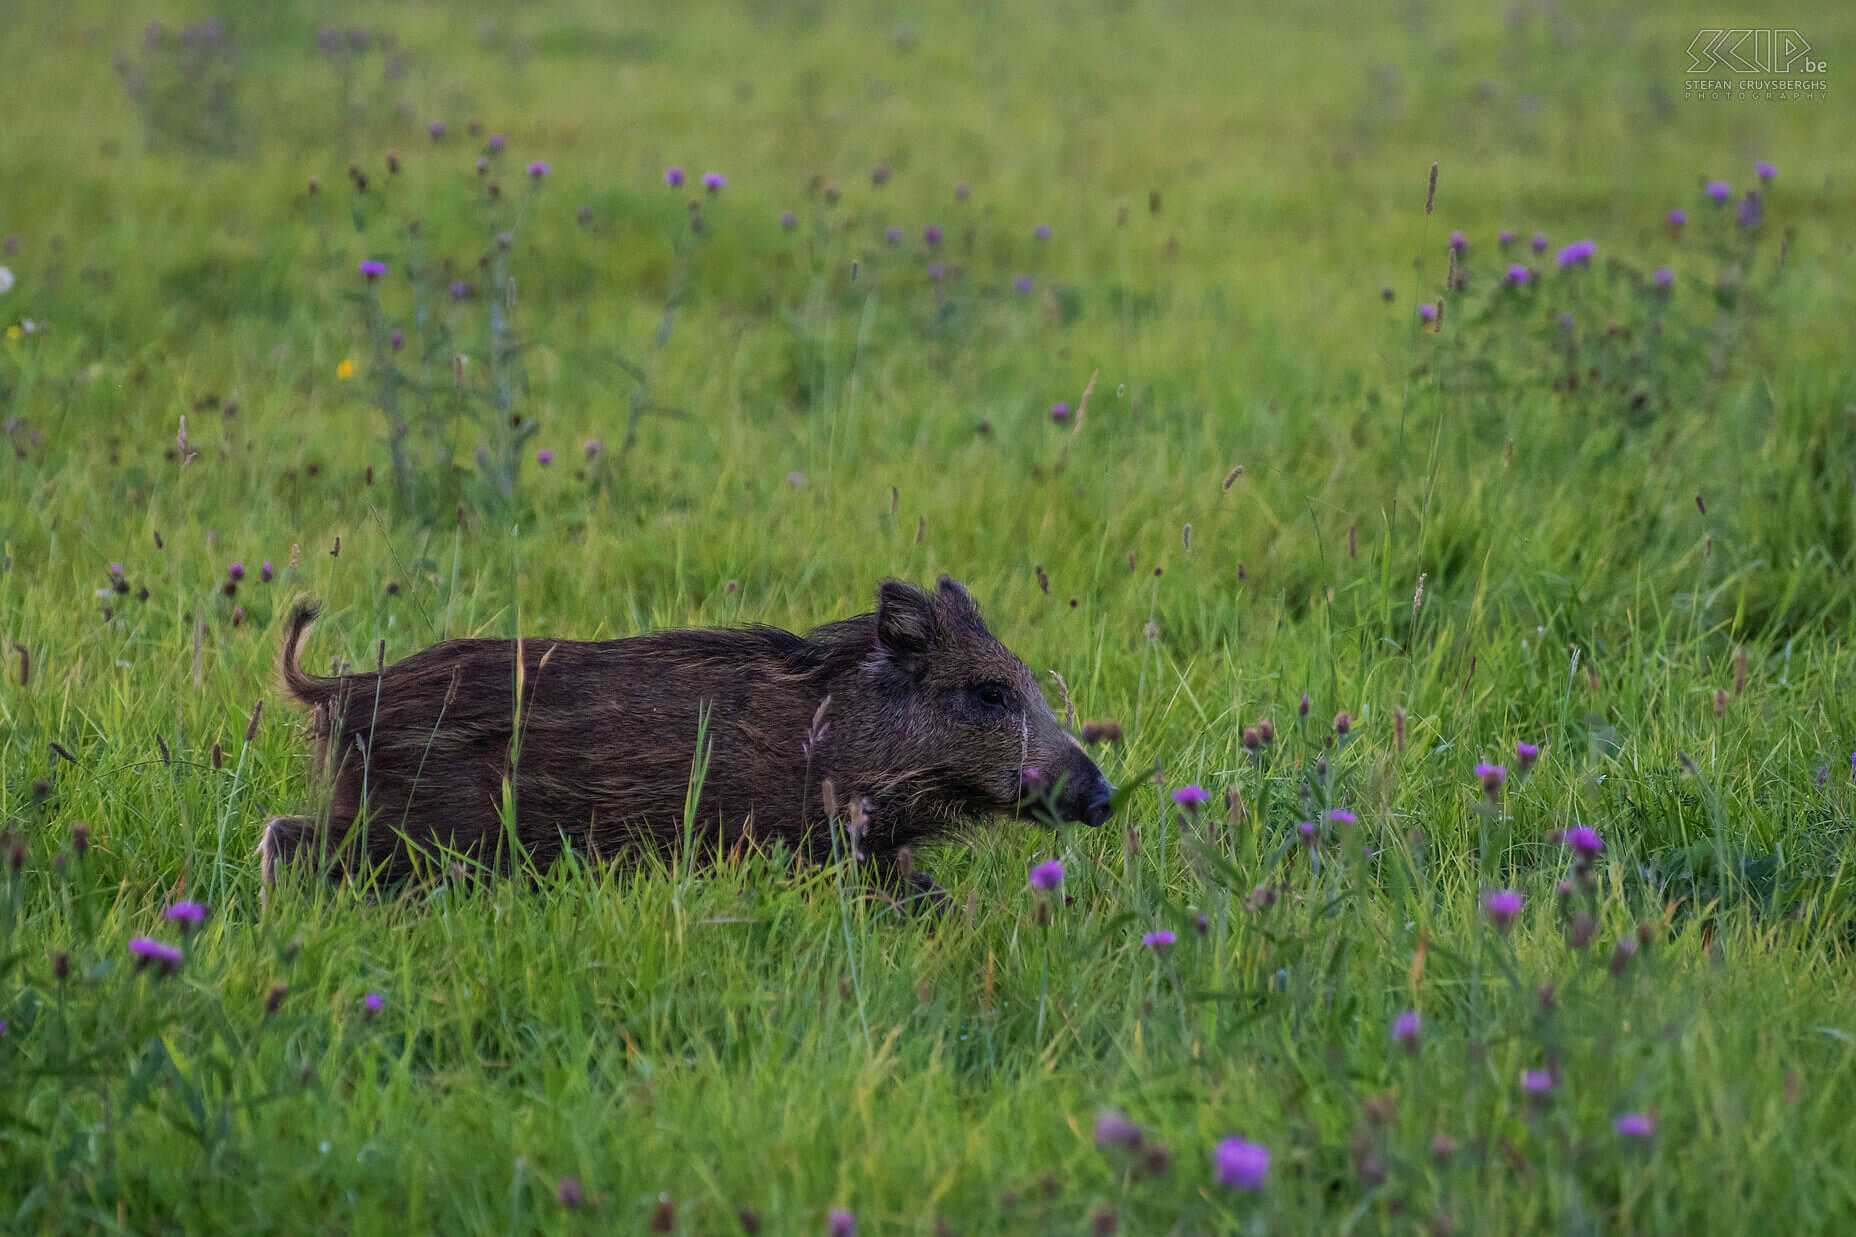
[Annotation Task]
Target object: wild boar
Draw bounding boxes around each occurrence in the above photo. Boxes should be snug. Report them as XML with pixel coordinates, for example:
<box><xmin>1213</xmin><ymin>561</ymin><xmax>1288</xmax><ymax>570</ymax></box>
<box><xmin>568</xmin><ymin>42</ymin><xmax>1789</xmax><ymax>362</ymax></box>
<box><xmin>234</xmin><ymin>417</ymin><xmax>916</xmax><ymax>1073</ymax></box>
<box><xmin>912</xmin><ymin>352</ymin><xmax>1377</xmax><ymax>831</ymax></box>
<box><xmin>260</xmin><ymin>575</ymin><xmax>1115</xmax><ymax>902</ymax></box>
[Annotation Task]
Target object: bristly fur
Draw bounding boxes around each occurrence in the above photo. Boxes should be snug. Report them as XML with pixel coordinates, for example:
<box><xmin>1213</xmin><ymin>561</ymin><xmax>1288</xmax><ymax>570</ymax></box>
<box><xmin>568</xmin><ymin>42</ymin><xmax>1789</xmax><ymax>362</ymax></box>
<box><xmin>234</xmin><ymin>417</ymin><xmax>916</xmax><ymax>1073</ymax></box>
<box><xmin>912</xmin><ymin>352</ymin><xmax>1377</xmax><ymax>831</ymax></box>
<box><xmin>265</xmin><ymin>577</ymin><xmax>1114</xmax><ymax>897</ymax></box>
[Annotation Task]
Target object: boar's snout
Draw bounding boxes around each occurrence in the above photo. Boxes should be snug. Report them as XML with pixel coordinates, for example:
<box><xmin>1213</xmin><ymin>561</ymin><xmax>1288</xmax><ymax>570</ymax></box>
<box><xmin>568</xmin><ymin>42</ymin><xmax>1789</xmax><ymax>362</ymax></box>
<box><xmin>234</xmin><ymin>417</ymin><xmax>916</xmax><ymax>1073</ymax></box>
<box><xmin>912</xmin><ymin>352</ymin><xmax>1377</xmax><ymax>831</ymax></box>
<box><xmin>1055</xmin><ymin>758</ymin><xmax>1117</xmax><ymax>829</ymax></box>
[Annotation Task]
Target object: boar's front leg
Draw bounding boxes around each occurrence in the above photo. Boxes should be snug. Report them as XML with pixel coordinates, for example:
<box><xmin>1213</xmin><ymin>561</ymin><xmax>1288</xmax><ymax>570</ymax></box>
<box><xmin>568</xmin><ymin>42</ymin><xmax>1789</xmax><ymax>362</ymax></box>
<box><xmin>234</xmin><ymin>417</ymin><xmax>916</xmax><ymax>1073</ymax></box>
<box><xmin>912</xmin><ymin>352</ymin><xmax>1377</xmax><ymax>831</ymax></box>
<box><xmin>868</xmin><ymin>846</ymin><xmax>951</xmax><ymax>916</ymax></box>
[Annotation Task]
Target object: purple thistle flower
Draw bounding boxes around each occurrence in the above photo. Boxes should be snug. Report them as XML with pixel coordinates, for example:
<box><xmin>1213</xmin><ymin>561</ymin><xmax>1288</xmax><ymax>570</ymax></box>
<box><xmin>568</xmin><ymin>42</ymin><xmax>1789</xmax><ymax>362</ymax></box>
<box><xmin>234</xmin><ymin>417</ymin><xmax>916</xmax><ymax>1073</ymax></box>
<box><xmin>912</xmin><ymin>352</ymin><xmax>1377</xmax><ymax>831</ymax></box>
<box><xmin>556</xmin><ymin>1177</ymin><xmax>582</xmax><ymax>1208</ymax></box>
<box><xmin>535</xmin><ymin>448</ymin><xmax>553</xmax><ymax>467</ymax></box>
<box><xmin>780</xmin><ymin>210</ymin><xmax>797</xmax><ymax>231</ymax></box>
<box><xmin>1476</xmin><ymin>763</ymin><xmax>1506</xmax><ymax>795</ymax></box>
<box><xmin>358</xmin><ymin>259</ymin><xmax>387</xmax><ymax>280</ymax></box>
<box><xmin>871</xmin><ymin>164</ymin><xmax>890</xmax><ymax>187</ymax></box>
<box><xmin>1564</xmin><ymin>825</ymin><xmax>1603</xmax><ymax>857</ymax></box>
<box><xmin>1850</xmin><ymin>749</ymin><xmax>1855</xmax><ymax>775</ymax></box>
<box><xmin>1448</xmin><ymin>230</ymin><xmax>1466</xmax><ymax>252</ymax></box>
<box><xmin>1554</xmin><ymin>240</ymin><xmax>1596</xmax><ymax>268</ymax></box>
<box><xmin>926</xmin><ymin>261</ymin><xmax>948</xmax><ymax>280</ymax></box>
<box><xmin>828</xmin><ymin>1207</ymin><xmax>856</xmax><ymax>1237</ymax></box>
<box><xmin>0</xmin><ymin>1020</ymin><xmax>5</xmax><ymax>1036</ymax></box>
<box><xmin>1559</xmin><ymin>311</ymin><xmax>1575</xmax><ymax>330</ymax></box>
<box><xmin>1484</xmin><ymin>889</ymin><xmax>1524</xmax><ymax>930</ymax></box>
<box><xmin>1050</xmin><ymin>402</ymin><xmax>1069</xmax><ymax>422</ymax></box>
<box><xmin>1298</xmin><ymin>820</ymin><xmax>1318</xmax><ymax>847</ymax></box>
<box><xmin>884</xmin><ymin>226</ymin><xmax>904</xmax><ymax>247</ymax></box>
<box><xmin>1095</xmin><ymin>1110</ymin><xmax>1141</xmax><ymax>1150</ymax></box>
<box><xmin>475</xmin><ymin>156</ymin><xmax>487</xmax><ymax>174</ymax></box>
<box><xmin>1736</xmin><ymin>192</ymin><xmax>1762</xmax><ymax>230</ymax></box>
<box><xmin>426</xmin><ymin>121</ymin><xmax>445</xmax><ymax>140</ymax></box>
<box><xmin>1171</xmin><ymin>785</ymin><xmax>1210</xmax><ymax>810</ymax></box>
<box><xmin>390</xmin><ymin>329</ymin><xmax>404</xmax><ymax>351</ymax></box>
<box><xmin>526</xmin><ymin>160</ymin><xmax>550</xmax><ymax>179</ymax></box>
<box><xmin>164</xmin><ymin>900</ymin><xmax>208</xmax><ymax>925</ymax></box>
<box><xmin>1615</xmin><ymin>1112</ymin><xmax>1655</xmax><ymax>1138</ymax></box>
<box><xmin>1028</xmin><ymin>859</ymin><xmax>1065</xmax><ymax>891</ymax></box>
<box><xmin>129</xmin><ymin>937</ymin><xmax>184</xmax><ymax>974</ymax></box>
<box><xmin>1213</xmin><ymin>1138</ymin><xmax>1270</xmax><ymax>1190</ymax></box>
<box><xmin>664</xmin><ymin>166</ymin><xmax>685</xmax><ymax>188</ymax></box>
<box><xmin>1329</xmin><ymin>808</ymin><xmax>1357</xmax><ymax>824</ymax></box>
<box><xmin>364</xmin><ymin>992</ymin><xmax>383</xmax><ymax>1017</ymax></box>
<box><xmin>1530</xmin><ymin>230</ymin><xmax>1548</xmax><ymax>254</ymax></box>
<box><xmin>1754</xmin><ymin>161</ymin><xmax>1776</xmax><ymax>182</ymax></box>
<box><xmin>1034</xmin><ymin>223</ymin><xmax>1052</xmax><ymax>241</ymax></box>
<box><xmin>703</xmin><ymin>172</ymin><xmax>726</xmax><ymax>192</ymax></box>
<box><xmin>1012</xmin><ymin>274</ymin><xmax>1034</xmax><ymax>293</ymax></box>
<box><xmin>584</xmin><ymin>439</ymin><xmax>603</xmax><ymax>459</ymax></box>
<box><xmin>1019</xmin><ymin>766</ymin><xmax>1044</xmax><ymax>790</ymax></box>
<box><xmin>1706</xmin><ymin>180</ymin><xmax>1731</xmax><ymax>203</ymax></box>
<box><xmin>1143</xmin><ymin>929</ymin><xmax>1177</xmax><ymax>954</ymax></box>
<box><xmin>449</xmin><ymin>280</ymin><xmax>472</xmax><ymax>300</ymax></box>
<box><xmin>923</xmin><ymin>225</ymin><xmax>943</xmax><ymax>247</ymax></box>
<box><xmin>261</xmin><ymin>561</ymin><xmax>274</xmax><ymax>582</ymax></box>
<box><xmin>1667</xmin><ymin>208</ymin><xmax>1687</xmax><ymax>228</ymax></box>
<box><xmin>1505</xmin><ymin>263</ymin><xmax>1530</xmax><ymax>286</ymax></box>
<box><xmin>1653</xmin><ymin>266</ymin><xmax>1674</xmax><ymax>288</ymax></box>
<box><xmin>488</xmin><ymin>134</ymin><xmax>505</xmax><ymax>152</ymax></box>
<box><xmin>1515</xmin><ymin>741</ymin><xmax>1539</xmax><ymax>771</ymax></box>
<box><xmin>954</xmin><ymin>183</ymin><xmax>970</xmax><ymax>201</ymax></box>
<box><xmin>1521</xmin><ymin>1069</ymin><xmax>1553</xmax><ymax>1095</ymax></box>
<box><xmin>1392</xmin><ymin>1009</ymin><xmax>1420</xmax><ymax>1050</ymax></box>
<box><xmin>1417</xmin><ymin>303</ymin><xmax>1437</xmax><ymax>321</ymax></box>
<box><xmin>226</xmin><ymin>563</ymin><xmax>245</xmax><ymax>582</ymax></box>
<box><xmin>1498</xmin><ymin>229</ymin><xmax>1514</xmax><ymax>247</ymax></box>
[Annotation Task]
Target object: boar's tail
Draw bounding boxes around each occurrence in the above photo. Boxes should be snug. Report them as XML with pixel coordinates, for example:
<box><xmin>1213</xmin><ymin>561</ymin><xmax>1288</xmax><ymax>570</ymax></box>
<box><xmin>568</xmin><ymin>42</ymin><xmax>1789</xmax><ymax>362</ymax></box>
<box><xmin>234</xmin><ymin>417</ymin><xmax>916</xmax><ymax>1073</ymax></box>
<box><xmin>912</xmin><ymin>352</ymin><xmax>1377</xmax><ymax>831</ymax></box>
<box><xmin>278</xmin><ymin>601</ymin><xmax>341</xmax><ymax>709</ymax></box>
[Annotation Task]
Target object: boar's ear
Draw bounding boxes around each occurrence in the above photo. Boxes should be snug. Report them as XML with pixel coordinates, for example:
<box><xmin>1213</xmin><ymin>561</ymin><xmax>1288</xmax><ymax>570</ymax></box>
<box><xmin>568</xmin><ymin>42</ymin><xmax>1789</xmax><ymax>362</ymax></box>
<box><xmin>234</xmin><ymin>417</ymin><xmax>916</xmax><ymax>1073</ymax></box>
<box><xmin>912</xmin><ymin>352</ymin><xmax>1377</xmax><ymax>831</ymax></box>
<box><xmin>935</xmin><ymin>574</ymin><xmax>980</xmax><ymax>619</ymax></box>
<box><xmin>876</xmin><ymin>579</ymin><xmax>940</xmax><ymax>672</ymax></box>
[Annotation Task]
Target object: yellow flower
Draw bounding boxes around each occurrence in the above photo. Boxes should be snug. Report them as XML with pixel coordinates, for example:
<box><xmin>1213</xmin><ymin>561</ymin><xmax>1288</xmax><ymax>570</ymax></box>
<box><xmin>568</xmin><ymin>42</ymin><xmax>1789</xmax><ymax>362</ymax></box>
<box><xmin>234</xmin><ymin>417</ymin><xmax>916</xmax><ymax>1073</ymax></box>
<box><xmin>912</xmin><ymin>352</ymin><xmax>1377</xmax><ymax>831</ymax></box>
<box><xmin>4</xmin><ymin>325</ymin><xmax>20</xmax><ymax>341</ymax></box>
<box><xmin>336</xmin><ymin>358</ymin><xmax>356</xmax><ymax>379</ymax></box>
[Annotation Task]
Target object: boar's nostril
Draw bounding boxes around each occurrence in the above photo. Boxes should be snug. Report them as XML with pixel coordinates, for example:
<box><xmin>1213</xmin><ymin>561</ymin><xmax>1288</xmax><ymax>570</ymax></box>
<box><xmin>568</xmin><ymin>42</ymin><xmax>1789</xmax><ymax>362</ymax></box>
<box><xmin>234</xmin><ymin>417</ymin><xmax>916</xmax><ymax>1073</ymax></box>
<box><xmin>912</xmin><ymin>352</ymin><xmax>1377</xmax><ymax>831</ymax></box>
<box><xmin>1082</xmin><ymin>781</ymin><xmax>1116</xmax><ymax>828</ymax></box>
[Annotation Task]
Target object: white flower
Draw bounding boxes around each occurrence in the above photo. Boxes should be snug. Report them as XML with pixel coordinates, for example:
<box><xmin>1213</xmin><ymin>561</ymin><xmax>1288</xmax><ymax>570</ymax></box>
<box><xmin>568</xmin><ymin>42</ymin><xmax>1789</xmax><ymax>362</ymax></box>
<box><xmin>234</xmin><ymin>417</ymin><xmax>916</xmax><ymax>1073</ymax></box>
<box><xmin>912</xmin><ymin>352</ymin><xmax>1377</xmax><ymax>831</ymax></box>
<box><xmin>0</xmin><ymin>266</ymin><xmax>13</xmax><ymax>294</ymax></box>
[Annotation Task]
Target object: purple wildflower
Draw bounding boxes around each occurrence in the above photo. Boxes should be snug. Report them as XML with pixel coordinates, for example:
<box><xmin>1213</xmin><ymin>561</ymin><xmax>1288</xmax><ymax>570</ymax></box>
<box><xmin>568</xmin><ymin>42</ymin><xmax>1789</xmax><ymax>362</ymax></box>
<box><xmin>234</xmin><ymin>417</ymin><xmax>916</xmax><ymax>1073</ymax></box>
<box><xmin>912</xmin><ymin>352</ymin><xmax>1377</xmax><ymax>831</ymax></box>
<box><xmin>1484</xmin><ymin>889</ymin><xmax>1524</xmax><ymax>930</ymax></box>
<box><xmin>780</xmin><ymin>210</ymin><xmax>796</xmax><ymax>231</ymax></box>
<box><xmin>1667</xmin><ymin>208</ymin><xmax>1687</xmax><ymax>228</ymax></box>
<box><xmin>358</xmin><ymin>260</ymin><xmax>387</xmax><ymax>280</ymax></box>
<box><xmin>129</xmin><ymin>937</ymin><xmax>184</xmax><ymax>974</ymax></box>
<box><xmin>1653</xmin><ymin>266</ymin><xmax>1674</xmax><ymax>288</ymax></box>
<box><xmin>1554</xmin><ymin>240</ymin><xmax>1596</xmax><ymax>268</ymax></box>
<box><xmin>526</xmin><ymin>160</ymin><xmax>550</xmax><ymax>179</ymax></box>
<box><xmin>827</xmin><ymin>1208</ymin><xmax>856</xmax><ymax>1237</ymax></box>
<box><xmin>1477</xmin><ymin>762</ymin><xmax>1506</xmax><ymax>797</ymax></box>
<box><xmin>926</xmin><ymin>262</ymin><xmax>948</xmax><ymax>280</ymax></box>
<box><xmin>1329</xmin><ymin>808</ymin><xmax>1357</xmax><ymax>824</ymax></box>
<box><xmin>1515</xmin><ymin>741</ymin><xmax>1539</xmax><ymax>771</ymax></box>
<box><xmin>664</xmin><ymin>166</ymin><xmax>685</xmax><ymax>188</ymax></box>
<box><xmin>1559</xmin><ymin>311</ymin><xmax>1575</xmax><ymax>329</ymax></box>
<box><xmin>226</xmin><ymin>562</ymin><xmax>245</xmax><ymax>582</ymax></box>
<box><xmin>1028</xmin><ymin>859</ymin><xmax>1065</xmax><ymax>891</ymax></box>
<box><xmin>954</xmin><ymin>183</ymin><xmax>969</xmax><ymax>201</ymax></box>
<box><xmin>884</xmin><ymin>226</ymin><xmax>904</xmax><ymax>246</ymax></box>
<box><xmin>448</xmin><ymin>280</ymin><xmax>471</xmax><ymax>300</ymax></box>
<box><xmin>427</xmin><ymin>120</ymin><xmax>445</xmax><ymax>140</ymax></box>
<box><xmin>1213</xmin><ymin>1138</ymin><xmax>1269</xmax><ymax>1190</ymax></box>
<box><xmin>1050</xmin><ymin>402</ymin><xmax>1069</xmax><ymax>422</ymax></box>
<box><xmin>1171</xmin><ymin>785</ymin><xmax>1210</xmax><ymax>810</ymax></box>
<box><xmin>488</xmin><ymin>134</ymin><xmax>505</xmax><ymax>152</ymax></box>
<box><xmin>1521</xmin><ymin>1069</ymin><xmax>1553</xmax><ymax>1095</ymax></box>
<box><xmin>1417</xmin><ymin>303</ymin><xmax>1437</xmax><ymax>321</ymax></box>
<box><xmin>557</xmin><ymin>1177</ymin><xmax>582</xmax><ymax>1208</ymax></box>
<box><xmin>871</xmin><ymin>164</ymin><xmax>890</xmax><ymax>186</ymax></box>
<box><xmin>1392</xmin><ymin>1010</ymin><xmax>1420</xmax><ymax>1051</ymax></box>
<box><xmin>1143</xmin><ymin>929</ymin><xmax>1176</xmax><ymax>954</ymax></box>
<box><xmin>536</xmin><ymin>448</ymin><xmax>553</xmax><ymax>467</ymax></box>
<box><xmin>164</xmin><ymin>900</ymin><xmax>208</xmax><ymax>926</ymax></box>
<box><xmin>584</xmin><ymin>439</ymin><xmax>603</xmax><ymax>459</ymax></box>
<box><xmin>261</xmin><ymin>561</ymin><xmax>274</xmax><ymax>583</ymax></box>
<box><xmin>1012</xmin><ymin>274</ymin><xmax>1034</xmax><ymax>293</ymax></box>
<box><xmin>390</xmin><ymin>329</ymin><xmax>404</xmax><ymax>351</ymax></box>
<box><xmin>1505</xmin><ymin>263</ymin><xmax>1530</xmax><ymax>286</ymax></box>
<box><xmin>364</xmin><ymin>992</ymin><xmax>383</xmax><ymax>1018</ymax></box>
<box><xmin>1706</xmin><ymin>181</ymin><xmax>1731</xmax><ymax>203</ymax></box>
<box><xmin>703</xmin><ymin>172</ymin><xmax>726</xmax><ymax>192</ymax></box>
<box><xmin>1615</xmin><ymin>1112</ymin><xmax>1655</xmax><ymax>1138</ymax></box>
<box><xmin>1498</xmin><ymin>228</ymin><xmax>1515</xmax><ymax>247</ymax></box>
<box><xmin>1736</xmin><ymin>192</ymin><xmax>1762</xmax><ymax>229</ymax></box>
<box><xmin>1448</xmin><ymin>230</ymin><xmax>1466</xmax><ymax>253</ymax></box>
<box><xmin>1095</xmin><ymin>1110</ymin><xmax>1141</xmax><ymax>1150</ymax></box>
<box><xmin>1531</xmin><ymin>230</ymin><xmax>1548</xmax><ymax>254</ymax></box>
<box><xmin>1298</xmin><ymin>820</ymin><xmax>1318</xmax><ymax>846</ymax></box>
<box><xmin>1754</xmin><ymin>161</ymin><xmax>1776</xmax><ymax>182</ymax></box>
<box><xmin>1034</xmin><ymin>223</ymin><xmax>1052</xmax><ymax>241</ymax></box>
<box><xmin>1564</xmin><ymin>825</ymin><xmax>1603</xmax><ymax>857</ymax></box>
<box><xmin>924</xmin><ymin>224</ymin><xmax>943</xmax><ymax>247</ymax></box>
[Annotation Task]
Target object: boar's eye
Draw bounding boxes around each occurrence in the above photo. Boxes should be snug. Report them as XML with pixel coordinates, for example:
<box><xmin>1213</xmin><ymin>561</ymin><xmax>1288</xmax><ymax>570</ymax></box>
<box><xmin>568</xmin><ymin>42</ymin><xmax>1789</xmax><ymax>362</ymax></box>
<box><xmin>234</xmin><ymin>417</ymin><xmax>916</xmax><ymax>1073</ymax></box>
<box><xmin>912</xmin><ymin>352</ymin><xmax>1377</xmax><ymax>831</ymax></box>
<box><xmin>971</xmin><ymin>681</ymin><xmax>1011</xmax><ymax>713</ymax></box>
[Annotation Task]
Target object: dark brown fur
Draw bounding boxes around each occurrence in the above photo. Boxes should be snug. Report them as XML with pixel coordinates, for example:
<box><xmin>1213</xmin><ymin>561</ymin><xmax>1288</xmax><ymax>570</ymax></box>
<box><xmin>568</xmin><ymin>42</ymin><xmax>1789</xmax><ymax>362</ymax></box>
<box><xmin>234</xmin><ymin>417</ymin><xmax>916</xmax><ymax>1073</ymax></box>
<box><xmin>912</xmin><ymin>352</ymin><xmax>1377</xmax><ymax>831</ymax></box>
<box><xmin>260</xmin><ymin>576</ymin><xmax>1114</xmax><ymax>900</ymax></box>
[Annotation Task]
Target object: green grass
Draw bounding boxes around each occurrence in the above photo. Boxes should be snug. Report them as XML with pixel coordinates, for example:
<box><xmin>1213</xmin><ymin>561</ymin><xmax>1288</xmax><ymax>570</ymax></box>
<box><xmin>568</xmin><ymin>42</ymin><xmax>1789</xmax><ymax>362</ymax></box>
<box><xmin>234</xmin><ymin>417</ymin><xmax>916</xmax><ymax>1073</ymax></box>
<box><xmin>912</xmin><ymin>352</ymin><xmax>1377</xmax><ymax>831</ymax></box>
<box><xmin>4</xmin><ymin>0</ymin><xmax>1856</xmax><ymax>1231</ymax></box>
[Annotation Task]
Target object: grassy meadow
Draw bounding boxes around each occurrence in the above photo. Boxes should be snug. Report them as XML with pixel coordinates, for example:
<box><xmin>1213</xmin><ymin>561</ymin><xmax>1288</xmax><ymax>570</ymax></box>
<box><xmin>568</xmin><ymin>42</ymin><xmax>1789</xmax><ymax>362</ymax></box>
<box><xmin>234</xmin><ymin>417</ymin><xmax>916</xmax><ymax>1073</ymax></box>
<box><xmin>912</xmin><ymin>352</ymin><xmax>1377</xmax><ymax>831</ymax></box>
<box><xmin>4</xmin><ymin>0</ymin><xmax>1856</xmax><ymax>1230</ymax></box>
